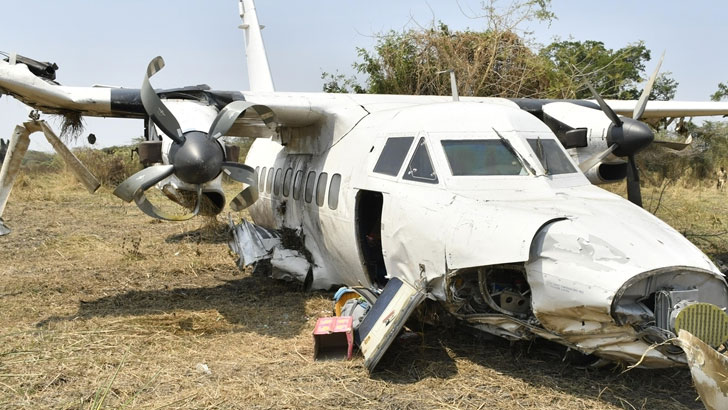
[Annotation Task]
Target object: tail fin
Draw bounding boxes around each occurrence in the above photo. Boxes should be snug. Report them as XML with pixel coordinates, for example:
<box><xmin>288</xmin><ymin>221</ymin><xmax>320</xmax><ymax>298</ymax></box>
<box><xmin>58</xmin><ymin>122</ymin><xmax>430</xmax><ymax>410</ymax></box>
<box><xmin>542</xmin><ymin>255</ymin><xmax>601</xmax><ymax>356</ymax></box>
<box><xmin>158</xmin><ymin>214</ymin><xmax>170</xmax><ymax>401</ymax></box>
<box><xmin>239</xmin><ymin>0</ymin><xmax>275</xmax><ymax>92</ymax></box>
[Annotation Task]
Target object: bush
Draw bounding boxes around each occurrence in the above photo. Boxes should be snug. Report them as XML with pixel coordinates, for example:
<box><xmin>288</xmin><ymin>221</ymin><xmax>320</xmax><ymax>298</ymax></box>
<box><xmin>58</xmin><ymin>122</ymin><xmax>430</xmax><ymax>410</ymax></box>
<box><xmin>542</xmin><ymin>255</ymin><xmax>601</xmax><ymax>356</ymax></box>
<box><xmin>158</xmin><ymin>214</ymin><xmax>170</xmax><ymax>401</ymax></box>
<box><xmin>640</xmin><ymin>121</ymin><xmax>728</xmax><ymax>187</ymax></box>
<box><xmin>71</xmin><ymin>145</ymin><xmax>142</xmax><ymax>187</ymax></box>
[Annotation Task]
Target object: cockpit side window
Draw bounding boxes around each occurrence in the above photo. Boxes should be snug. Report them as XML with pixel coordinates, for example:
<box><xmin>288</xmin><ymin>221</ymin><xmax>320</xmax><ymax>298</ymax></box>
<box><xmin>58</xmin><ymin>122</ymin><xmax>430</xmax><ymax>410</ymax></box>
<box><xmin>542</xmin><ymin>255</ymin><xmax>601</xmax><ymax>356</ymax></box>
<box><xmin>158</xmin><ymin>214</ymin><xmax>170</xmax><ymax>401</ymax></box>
<box><xmin>442</xmin><ymin>140</ymin><xmax>526</xmax><ymax>176</ymax></box>
<box><xmin>526</xmin><ymin>138</ymin><xmax>577</xmax><ymax>175</ymax></box>
<box><xmin>403</xmin><ymin>137</ymin><xmax>438</xmax><ymax>184</ymax></box>
<box><xmin>373</xmin><ymin>136</ymin><xmax>414</xmax><ymax>176</ymax></box>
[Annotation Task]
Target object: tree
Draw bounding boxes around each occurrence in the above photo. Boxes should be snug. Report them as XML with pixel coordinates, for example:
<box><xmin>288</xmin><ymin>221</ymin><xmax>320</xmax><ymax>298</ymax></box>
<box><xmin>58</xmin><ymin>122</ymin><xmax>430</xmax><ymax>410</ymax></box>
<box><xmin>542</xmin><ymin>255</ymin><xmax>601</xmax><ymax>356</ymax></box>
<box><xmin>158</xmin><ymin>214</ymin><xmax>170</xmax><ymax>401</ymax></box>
<box><xmin>323</xmin><ymin>0</ymin><xmax>557</xmax><ymax>97</ymax></box>
<box><xmin>324</xmin><ymin>1</ymin><xmax>678</xmax><ymax>103</ymax></box>
<box><xmin>650</xmin><ymin>72</ymin><xmax>678</xmax><ymax>101</ymax></box>
<box><xmin>711</xmin><ymin>82</ymin><xmax>728</xmax><ymax>101</ymax></box>
<box><xmin>539</xmin><ymin>40</ymin><xmax>655</xmax><ymax>99</ymax></box>
<box><xmin>349</xmin><ymin>24</ymin><xmax>556</xmax><ymax>98</ymax></box>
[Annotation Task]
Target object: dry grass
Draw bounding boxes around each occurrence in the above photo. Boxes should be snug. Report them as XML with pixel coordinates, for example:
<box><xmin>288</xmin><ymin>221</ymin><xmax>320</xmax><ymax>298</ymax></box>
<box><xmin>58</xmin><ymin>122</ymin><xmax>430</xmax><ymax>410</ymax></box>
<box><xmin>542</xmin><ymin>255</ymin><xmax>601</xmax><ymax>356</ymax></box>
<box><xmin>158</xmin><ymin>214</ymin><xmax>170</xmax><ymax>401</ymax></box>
<box><xmin>0</xmin><ymin>170</ymin><xmax>720</xmax><ymax>409</ymax></box>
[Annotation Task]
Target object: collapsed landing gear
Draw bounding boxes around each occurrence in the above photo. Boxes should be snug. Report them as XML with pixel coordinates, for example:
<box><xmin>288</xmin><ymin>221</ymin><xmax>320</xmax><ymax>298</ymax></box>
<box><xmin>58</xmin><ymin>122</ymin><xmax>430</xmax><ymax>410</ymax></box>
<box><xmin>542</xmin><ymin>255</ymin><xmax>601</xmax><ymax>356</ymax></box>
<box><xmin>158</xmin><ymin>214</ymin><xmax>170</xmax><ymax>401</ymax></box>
<box><xmin>0</xmin><ymin>114</ymin><xmax>100</xmax><ymax>235</ymax></box>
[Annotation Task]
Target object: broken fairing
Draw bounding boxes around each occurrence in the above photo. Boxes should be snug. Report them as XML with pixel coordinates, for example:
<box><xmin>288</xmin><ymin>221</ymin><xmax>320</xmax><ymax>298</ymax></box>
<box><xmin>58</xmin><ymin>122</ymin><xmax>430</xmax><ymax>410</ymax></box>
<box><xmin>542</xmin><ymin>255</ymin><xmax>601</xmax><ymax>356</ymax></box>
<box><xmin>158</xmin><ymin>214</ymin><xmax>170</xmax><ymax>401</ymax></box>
<box><xmin>676</xmin><ymin>330</ymin><xmax>728</xmax><ymax>410</ymax></box>
<box><xmin>229</xmin><ymin>218</ymin><xmax>310</xmax><ymax>282</ymax></box>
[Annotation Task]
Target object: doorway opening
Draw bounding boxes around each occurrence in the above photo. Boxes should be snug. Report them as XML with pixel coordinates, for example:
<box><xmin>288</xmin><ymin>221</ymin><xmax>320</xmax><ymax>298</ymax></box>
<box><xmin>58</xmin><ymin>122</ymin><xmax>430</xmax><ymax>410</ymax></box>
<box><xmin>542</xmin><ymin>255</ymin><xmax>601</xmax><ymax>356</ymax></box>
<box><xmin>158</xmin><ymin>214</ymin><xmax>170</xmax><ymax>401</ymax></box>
<box><xmin>356</xmin><ymin>190</ymin><xmax>388</xmax><ymax>288</ymax></box>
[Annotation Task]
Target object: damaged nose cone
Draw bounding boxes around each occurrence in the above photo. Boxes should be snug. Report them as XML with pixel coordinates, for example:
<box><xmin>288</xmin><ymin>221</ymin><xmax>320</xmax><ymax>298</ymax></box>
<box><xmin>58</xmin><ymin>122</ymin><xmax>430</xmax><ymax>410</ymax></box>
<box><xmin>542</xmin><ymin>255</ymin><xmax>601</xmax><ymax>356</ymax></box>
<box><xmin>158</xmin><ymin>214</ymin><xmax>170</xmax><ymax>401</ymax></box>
<box><xmin>169</xmin><ymin>131</ymin><xmax>224</xmax><ymax>184</ymax></box>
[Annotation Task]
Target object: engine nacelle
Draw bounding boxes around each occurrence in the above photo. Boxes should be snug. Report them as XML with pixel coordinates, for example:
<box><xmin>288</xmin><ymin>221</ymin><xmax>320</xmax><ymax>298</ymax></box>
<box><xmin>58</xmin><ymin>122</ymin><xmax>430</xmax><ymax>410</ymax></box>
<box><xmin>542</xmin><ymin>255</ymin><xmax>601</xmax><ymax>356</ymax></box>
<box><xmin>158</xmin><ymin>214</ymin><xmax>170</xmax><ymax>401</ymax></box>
<box><xmin>583</xmin><ymin>162</ymin><xmax>628</xmax><ymax>185</ymax></box>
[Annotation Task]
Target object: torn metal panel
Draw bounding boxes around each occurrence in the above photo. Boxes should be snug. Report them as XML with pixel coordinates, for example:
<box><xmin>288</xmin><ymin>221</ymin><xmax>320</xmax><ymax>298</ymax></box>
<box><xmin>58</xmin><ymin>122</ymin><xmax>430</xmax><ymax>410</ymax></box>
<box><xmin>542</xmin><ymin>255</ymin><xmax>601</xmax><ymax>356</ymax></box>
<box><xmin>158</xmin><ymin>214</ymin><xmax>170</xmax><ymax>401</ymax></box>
<box><xmin>356</xmin><ymin>277</ymin><xmax>426</xmax><ymax>372</ymax></box>
<box><xmin>228</xmin><ymin>218</ymin><xmax>311</xmax><ymax>282</ymax></box>
<box><xmin>676</xmin><ymin>330</ymin><xmax>728</xmax><ymax>410</ymax></box>
<box><xmin>525</xmin><ymin>197</ymin><xmax>726</xmax><ymax>360</ymax></box>
<box><xmin>270</xmin><ymin>247</ymin><xmax>310</xmax><ymax>282</ymax></box>
<box><xmin>456</xmin><ymin>313</ymin><xmax>556</xmax><ymax>342</ymax></box>
<box><xmin>229</xmin><ymin>218</ymin><xmax>280</xmax><ymax>268</ymax></box>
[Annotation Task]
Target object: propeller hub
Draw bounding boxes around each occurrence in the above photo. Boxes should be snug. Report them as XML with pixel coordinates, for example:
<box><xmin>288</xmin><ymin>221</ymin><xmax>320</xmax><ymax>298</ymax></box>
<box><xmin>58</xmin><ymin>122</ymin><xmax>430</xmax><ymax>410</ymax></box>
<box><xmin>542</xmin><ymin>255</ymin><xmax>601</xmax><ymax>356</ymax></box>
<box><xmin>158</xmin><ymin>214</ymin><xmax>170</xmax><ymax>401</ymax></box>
<box><xmin>169</xmin><ymin>131</ymin><xmax>224</xmax><ymax>184</ymax></box>
<box><xmin>607</xmin><ymin>118</ymin><xmax>654</xmax><ymax>157</ymax></box>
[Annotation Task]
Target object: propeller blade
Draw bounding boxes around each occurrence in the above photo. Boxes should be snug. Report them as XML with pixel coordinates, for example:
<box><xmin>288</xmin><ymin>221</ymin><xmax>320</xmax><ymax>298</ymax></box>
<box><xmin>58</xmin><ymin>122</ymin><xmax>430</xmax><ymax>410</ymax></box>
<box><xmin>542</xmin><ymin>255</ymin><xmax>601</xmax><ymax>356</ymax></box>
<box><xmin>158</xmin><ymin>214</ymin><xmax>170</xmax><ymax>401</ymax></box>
<box><xmin>208</xmin><ymin>101</ymin><xmax>277</xmax><ymax>139</ymax></box>
<box><xmin>38</xmin><ymin>121</ymin><xmax>100</xmax><ymax>193</ymax></box>
<box><xmin>586</xmin><ymin>82</ymin><xmax>623</xmax><ymax>127</ymax></box>
<box><xmin>113</xmin><ymin>164</ymin><xmax>174</xmax><ymax>202</ymax></box>
<box><xmin>133</xmin><ymin>183</ymin><xmax>201</xmax><ymax>221</ymax></box>
<box><xmin>221</xmin><ymin>162</ymin><xmax>257</xmax><ymax>185</ymax></box>
<box><xmin>654</xmin><ymin>134</ymin><xmax>692</xmax><ymax>151</ymax></box>
<box><xmin>221</xmin><ymin>162</ymin><xmax>259</xmax><ymax>211</ymax></box>
<box><xmin>578</xmin><ymin>144</ymin><xmax>618</xmax><ymax>173</ymax></box>
<box><xmin>626</xmin><ymin>154</ymin><xmax>643</xmax><ymax>207</ymax></box>
<box><xmin>633</xmin><ymin>51</ymin><xmax>665</xmax><ymax>120</ymax></box>
<box><xmin>141</xmin><ymin>56</ymin><xmax>184</xmax><ymax>144</ymax></box>
<box><xmin>230</xmin><ymin>186</ymin><xmax>258</xmax><ymax>211</ymax></box>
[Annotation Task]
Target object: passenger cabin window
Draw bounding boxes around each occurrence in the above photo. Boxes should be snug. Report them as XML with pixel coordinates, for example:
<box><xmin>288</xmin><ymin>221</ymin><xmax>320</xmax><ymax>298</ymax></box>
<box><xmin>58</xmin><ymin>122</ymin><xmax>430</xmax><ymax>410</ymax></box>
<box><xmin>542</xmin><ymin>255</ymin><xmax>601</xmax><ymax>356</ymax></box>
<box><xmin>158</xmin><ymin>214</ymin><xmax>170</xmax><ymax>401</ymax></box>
<box><xmin>283</xmin><ymin>168</ymin><xmax>293</xmax><ymax>197</ymax></box>
<box><xmin>273</xmin><ymin>168</ymin><xmax>283</xmax><ymax>196</ymax></box>
<box><xmin>526</xmin><ymin>138</ymin><xmax>577</xmax><ymax>175</ymax></box>
<box><xmin>403</xmin><ymin>138</ymin><xmax>438</xmax><ymax>184</ymax></box>
<box><xmin>442</xmin><ymin>140</ymin><xmax>526</xmax><ymax>176</ymax></box>
<box><xmin>293</xmin><ymin>170</ymin><xmax>303</xmax><ymax>200</ymax></box>
<box><xmin>373</xmin><ymin>136</ymin><xmax>414</xmax><ymax>176</ymax></box>
<box><xmin>266</xmin><ymin>167</ymin><xmax>275</xmax><ymax>193</ymax></box>
<box><xmin>316</xmin><ymin>173</ymin><xmax>328</xmax><ymax>206</ymax></box>
<box><xmin>259</xmin><ymin>167</ymin><xmax>267</xmax><ymax>191</ymax></box>
<box><xmin>328</xmin><ymin>174</ymin><xmax>341</xmax><ymax>210</ymax></box>
<box><xmin>304</xmin><ymin>171</ymin><xmax>316</xmax><ymax>203</ymax></box>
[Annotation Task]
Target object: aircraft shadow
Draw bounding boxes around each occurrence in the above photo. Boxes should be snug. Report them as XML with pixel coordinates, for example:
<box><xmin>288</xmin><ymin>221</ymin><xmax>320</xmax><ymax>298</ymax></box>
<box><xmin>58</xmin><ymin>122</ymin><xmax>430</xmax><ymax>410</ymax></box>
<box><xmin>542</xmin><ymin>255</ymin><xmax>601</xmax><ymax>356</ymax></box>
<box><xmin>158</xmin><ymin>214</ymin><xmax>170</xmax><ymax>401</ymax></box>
<box><xmin>370</xmin><ymin>325</ymin><xmax>459</xmax><ymax>382</ymax></box>
<box><xmin>35</xmin><ymin>274</ymin><xmax>700</xmax><ymax>407</ymax></box>
<box><xmin>36</xmin><ymin>274</ymin><xmax>315</xmax><ymax>339</ymax></box>
<box><xmin>164</xmin><ymin>225</ymin><xmax>231</xmax><ymax>244</ymax></box>
<box><xmin>378</xmin><ymin>326</ymin><xmax>702</xmax><ymax>408</ymax></box>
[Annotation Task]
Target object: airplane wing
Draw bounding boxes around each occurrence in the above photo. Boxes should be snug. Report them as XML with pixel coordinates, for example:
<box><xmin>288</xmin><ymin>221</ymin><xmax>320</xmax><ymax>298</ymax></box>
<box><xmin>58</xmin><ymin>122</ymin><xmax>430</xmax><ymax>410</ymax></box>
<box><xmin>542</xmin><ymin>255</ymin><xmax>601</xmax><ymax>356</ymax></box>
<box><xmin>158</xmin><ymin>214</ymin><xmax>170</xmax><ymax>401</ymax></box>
<box><xmin>0</xmin><ymin>57</ymin><xmax>350</xmax><ymax>142</ymax></box>
<box><xmin>605</xmin><ymin>99</ymin><xmax>728</xmax><ymax>119</ymax></box>
<box><xmin>508</xmin><ymin>97</ymin><xmax>728</xmax><ymax>121</ymax></box>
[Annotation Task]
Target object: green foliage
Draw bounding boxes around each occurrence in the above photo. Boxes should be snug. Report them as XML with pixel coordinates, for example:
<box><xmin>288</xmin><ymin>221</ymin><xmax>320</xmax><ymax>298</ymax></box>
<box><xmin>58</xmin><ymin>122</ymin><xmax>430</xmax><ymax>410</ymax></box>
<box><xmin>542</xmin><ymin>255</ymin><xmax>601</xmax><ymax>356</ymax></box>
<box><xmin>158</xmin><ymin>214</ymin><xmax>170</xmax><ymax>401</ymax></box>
<box><xmin>539</xmin><ymin>40</ymin><xmax>656</xmax><ymax>99</ymax></box>
<box><xmin>650</xmin><ymin>72</ymin><xmax>678</xmax><ymax>101</ymax></box>
<box><xmin>711</xmin><ymin>82</ymin><xmax>728</xmax><ymax>101</ymax></box>
<box><xmin>324</xmin><ymin>0</ymin><xmax>559</xmax><ymax>98</ymax></box>
<box><xmin>347</xmin><ymin>25</ymin><xmax>555</xmax><ymax>98</ymax></box>
<box><xmin>325</xmin><ymin>1</ymin><xmax>678</xmax><ymax>102</ymax></box>
<box><xmin>321</xmin><ymin>71</ymin><xmax>365</xmax><ymax>94</ymax></box>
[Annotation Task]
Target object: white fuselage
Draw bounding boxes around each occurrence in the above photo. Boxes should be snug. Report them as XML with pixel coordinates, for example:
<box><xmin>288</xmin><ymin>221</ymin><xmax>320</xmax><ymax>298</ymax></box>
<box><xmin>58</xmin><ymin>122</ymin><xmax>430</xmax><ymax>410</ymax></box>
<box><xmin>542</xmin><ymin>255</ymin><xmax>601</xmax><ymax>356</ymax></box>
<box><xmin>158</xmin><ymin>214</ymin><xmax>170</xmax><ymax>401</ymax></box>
<box><xmin>241</xmin><ymin>99</ymin><xmax>726</xmax><ymax>365</ymax></box>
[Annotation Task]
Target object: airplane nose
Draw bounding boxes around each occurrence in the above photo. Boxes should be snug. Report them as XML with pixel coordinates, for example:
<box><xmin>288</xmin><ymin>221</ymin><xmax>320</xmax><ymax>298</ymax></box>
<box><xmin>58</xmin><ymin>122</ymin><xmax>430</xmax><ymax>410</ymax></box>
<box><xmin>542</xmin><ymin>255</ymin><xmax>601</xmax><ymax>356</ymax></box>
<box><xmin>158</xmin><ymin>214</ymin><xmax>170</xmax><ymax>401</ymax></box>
<box><xmin>169</xmin><ymin>131</ymin><xmax>224</xmax><ymax>184</ymax></box>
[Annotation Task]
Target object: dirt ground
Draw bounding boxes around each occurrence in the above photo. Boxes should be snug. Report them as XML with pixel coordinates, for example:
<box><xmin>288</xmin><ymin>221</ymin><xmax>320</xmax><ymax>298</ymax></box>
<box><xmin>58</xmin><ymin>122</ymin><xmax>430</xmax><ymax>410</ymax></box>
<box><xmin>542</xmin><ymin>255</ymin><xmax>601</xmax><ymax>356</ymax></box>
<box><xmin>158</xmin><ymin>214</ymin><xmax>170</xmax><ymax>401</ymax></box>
<box><xmin>0</xmin><ymin>171</ymin><xmax>723</xmax><ymax>409</ymax></box>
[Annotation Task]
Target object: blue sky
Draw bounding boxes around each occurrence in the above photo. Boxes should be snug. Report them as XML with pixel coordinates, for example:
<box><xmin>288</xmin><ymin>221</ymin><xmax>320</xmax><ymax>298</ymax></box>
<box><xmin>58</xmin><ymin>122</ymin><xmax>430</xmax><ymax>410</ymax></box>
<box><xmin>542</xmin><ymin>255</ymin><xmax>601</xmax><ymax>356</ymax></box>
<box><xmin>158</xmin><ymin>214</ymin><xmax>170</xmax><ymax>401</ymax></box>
<box><xmin>1</xmin><ymin>1</ymin><xmax>726</xmax><ymax>151</ymax></box>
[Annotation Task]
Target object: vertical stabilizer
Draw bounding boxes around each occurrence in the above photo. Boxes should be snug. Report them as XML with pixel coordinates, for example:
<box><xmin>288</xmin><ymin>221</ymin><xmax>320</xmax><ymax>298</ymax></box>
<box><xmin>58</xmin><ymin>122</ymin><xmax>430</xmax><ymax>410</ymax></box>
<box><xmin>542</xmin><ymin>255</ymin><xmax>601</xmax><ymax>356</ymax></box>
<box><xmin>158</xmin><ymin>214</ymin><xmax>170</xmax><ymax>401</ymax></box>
<box><xmin>239</xmin><ymin>0</ymin><xmax>275</xmax><ymax>92</ymax></box>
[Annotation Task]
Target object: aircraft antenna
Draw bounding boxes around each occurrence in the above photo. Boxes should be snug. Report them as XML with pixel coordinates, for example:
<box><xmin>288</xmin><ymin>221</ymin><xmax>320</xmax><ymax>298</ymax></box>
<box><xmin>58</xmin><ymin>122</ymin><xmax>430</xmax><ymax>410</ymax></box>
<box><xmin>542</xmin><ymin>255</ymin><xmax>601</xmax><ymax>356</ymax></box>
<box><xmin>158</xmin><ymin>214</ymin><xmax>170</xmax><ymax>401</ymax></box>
<box><xmin>437</xmin><ymin>69</ymin><xmax>459</xmax><ymax>101</ymax></box>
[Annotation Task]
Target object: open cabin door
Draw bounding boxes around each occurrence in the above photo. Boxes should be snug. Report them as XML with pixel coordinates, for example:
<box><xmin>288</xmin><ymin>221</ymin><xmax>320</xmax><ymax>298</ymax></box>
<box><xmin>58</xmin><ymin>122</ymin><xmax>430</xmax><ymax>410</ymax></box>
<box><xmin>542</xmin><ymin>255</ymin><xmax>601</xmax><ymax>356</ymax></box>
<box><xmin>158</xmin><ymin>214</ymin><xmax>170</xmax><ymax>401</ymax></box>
<box><xmin>355</xmin><ymin>190</ymin><xmax>388</xmax><ymax>287</ymax></box>
<box><xmin>356</xmin><ymin>277</ymin><xmax>426</xmax><ymax>372</ymax></box>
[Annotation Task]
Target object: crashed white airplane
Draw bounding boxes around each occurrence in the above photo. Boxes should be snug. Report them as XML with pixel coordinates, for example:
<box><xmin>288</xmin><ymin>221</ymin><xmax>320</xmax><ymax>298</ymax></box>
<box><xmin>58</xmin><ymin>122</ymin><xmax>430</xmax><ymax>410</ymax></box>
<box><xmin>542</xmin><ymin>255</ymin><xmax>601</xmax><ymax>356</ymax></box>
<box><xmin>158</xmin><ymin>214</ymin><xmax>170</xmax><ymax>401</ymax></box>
<box><xmin>1</xmin><ymin>0</ymin><xmax>728</xmax><ymax>405</ymax></box>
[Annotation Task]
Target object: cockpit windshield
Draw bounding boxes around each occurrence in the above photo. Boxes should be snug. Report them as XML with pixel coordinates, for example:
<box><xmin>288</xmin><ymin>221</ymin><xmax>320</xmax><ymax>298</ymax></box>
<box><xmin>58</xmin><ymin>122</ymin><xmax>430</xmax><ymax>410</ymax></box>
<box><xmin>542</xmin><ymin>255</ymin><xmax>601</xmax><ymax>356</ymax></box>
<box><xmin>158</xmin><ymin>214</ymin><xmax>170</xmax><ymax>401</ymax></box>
<box><xmin>441</xmin><ymin>140</ymin><xmax>527</xmax><ymax>176</ymax></box>
<box><xmin>526</xmin><ymin>138</ymin><xmax>577</xmax><ymax>175</ymax></box>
